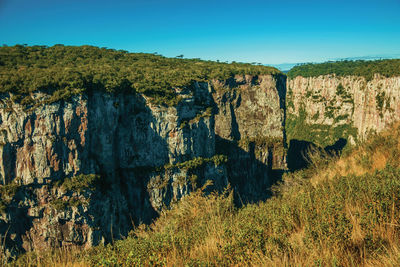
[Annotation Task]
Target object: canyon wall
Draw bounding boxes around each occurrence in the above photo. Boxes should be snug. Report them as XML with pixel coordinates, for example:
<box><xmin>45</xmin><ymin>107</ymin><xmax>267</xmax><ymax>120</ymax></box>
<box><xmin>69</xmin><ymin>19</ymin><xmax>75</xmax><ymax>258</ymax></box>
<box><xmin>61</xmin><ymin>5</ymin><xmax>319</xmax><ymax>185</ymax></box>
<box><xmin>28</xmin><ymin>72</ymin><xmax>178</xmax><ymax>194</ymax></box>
<box><xmin>212</xmin><ymin>74</ymin><xmax>286</xmax><ymax>201</ymax></box>
<box><xmin>5</xmin><ymin>67</ymin><xmax>400</xmax><ymax>259</ymax></box>
<box><xmin>287</xmin><ymin>75</ymin><xmax>400</xmax><ymax>148</ymax></box>
<box><xmin>0</xmin><ymin>84</ymin><xmax>226</xmax><ymax>257</ymax></box>
<box><xmin>0</xmin><ymin>75</ymin><xmax>286</xmax><ymax>257</ymax></box>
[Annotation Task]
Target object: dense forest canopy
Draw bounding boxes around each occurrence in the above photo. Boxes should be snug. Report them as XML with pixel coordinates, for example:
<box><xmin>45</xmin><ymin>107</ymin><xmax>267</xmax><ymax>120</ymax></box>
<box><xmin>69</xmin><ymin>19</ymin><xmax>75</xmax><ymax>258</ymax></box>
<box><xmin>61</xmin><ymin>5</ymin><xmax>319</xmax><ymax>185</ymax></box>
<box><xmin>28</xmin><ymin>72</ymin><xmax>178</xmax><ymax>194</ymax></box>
<box><xmin>287</xmin><ymin>59</ymin><xmax>400</xmax><ymax>80</ymax></box>
<box><xmin>0</xmin><ymin>45</ymin><xmax>280</xmax><ymax>106</ymax></box>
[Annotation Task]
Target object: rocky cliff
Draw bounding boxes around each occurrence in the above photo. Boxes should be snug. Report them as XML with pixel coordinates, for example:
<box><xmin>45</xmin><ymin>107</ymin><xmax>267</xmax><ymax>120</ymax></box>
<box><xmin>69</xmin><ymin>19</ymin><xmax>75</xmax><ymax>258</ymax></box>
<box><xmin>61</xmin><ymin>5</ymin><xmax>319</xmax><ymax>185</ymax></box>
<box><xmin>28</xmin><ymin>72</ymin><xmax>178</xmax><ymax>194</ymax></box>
<box><xmin>212</xmin><ymin>74</ymin><xmax>287</xmax><ymax>202</ymax></box>
<box><xmin>287</xmin><ymin>75</ymin><xmax>400</xmax><ymax>147</ymax></box>
<box><xmin>5</xmin><ymin>52</ymin><xmax>400</xmax><ymax>260</ymax></box>
<box><xmin>0</xmin><ymin>83</ymin><xmax>229</xmax><ymax>257</ymax></box>
<box><xmin>0</xmin><ymin>74</ymin><xmax>286</xmax><ymax>258</ymax></box>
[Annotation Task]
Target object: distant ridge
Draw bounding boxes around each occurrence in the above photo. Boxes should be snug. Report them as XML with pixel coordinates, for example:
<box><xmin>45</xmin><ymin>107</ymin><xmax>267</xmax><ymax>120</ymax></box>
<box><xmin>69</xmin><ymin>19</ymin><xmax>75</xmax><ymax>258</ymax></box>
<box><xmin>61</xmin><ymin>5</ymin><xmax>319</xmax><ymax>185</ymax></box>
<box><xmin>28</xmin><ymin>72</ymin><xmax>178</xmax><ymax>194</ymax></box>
<box><xmin>270</xmin><ymin>53</ymin><xmax>400</xmax><ymax>72</ymax></box>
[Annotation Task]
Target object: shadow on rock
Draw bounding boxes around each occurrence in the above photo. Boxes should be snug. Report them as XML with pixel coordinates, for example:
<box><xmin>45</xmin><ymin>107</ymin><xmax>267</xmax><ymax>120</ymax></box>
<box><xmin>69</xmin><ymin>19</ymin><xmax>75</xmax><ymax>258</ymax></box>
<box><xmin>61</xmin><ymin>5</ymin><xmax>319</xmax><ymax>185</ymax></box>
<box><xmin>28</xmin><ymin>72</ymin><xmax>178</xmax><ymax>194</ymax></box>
<box><xmin>216</xmin><ymin>136</ymin><xmax>286</xmax><ymax>206</ymax></box>
<box><xmin>287</xmin><ymin>138</ymin><xmax>348</xmax><ymax>172</ymax></box>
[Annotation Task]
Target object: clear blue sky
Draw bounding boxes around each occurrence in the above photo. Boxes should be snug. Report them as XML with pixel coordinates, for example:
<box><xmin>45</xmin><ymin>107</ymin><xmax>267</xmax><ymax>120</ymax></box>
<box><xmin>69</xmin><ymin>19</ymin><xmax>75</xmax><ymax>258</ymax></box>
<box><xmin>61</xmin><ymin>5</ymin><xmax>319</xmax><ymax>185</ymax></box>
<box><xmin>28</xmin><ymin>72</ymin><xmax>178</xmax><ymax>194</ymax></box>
<box><xmin>0</xmin><ymin>0</ymin><xmax>399</xmax><ymax>64</ymax></box>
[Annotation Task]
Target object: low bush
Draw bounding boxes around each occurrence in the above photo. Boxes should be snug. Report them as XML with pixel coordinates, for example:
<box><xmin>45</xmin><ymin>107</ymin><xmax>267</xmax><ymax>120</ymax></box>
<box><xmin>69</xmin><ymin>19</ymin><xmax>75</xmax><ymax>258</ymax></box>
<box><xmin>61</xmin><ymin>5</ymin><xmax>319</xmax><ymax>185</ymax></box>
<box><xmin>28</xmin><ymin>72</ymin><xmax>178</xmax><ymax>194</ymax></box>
<box><xmin>55</xmin><ymin>174</ymin><xmax>101</xmax><ymax>193</ymax></box>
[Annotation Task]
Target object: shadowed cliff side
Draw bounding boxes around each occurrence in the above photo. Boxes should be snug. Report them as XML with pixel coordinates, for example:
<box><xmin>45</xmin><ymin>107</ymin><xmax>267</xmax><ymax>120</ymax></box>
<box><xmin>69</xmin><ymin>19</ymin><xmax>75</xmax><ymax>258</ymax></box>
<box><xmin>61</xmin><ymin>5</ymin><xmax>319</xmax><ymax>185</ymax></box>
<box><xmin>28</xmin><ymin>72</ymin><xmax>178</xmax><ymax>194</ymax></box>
<box><xmin>0</xmin><ymin>84</ymin><xmax>227</xmax><ymax>258</ymax></box>
<box><xmin>212</xmin><ymin>74</ymin><xmax>287</xmax><ymax>203</ymax></box>
<box><xmin>287</xmin><ymin>138</ymin><xmax>347</xmax><ymax>171</ymax></box>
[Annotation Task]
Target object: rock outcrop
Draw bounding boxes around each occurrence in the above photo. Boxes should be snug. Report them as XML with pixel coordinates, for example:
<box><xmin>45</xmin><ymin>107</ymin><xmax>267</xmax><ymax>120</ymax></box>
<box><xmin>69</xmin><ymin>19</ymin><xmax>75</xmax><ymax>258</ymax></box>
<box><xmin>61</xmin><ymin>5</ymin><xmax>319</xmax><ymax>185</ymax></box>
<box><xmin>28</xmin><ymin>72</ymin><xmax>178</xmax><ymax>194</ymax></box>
<box><xmin>212</xmin><ymin>74</ymin><xmax>287</xmax><ymax>202</ymax></box>
<box><xmin>287</xmin><ymin>75</ymin><xmax>400</xmax><ymax>147</ymax></box>
<box><xmin>0</xmin><ymin>84</ymin><xmax>227</xmax><ymax>257</ymax></box>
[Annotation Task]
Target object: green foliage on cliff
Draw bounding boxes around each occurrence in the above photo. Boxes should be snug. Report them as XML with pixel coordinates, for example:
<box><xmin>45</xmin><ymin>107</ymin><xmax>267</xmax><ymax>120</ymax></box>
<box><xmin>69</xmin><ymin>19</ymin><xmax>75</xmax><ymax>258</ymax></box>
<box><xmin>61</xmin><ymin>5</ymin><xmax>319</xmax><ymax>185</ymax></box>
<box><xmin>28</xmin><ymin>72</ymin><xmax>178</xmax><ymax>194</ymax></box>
<box><xmin>375</xmin><ymin>90</ymin><xmax>393</xmax><ymax>118</ymax></box>
<box><xmin>0</xmin><ymin>45</ymin><xmax>280</xmax><ymax>106</ymax></box>
<box><xmin>179</xmin><ymin>107</ymin><xmax>213</xmax><ymax>129</ymax></box>
<box><xmin>287</xmin><ymin>59</ymin><xmax>400</xmax><ymax>80</ymax></box>
<box><xmin>49</xmin><ymin>174</ymin><xmax>100</xmax><ymax>211</ymax></box>
<box><xmin>0</xmin><ymin>183</ymin><xmax>21</xmax><ymax>213</ymax></box>
<box><xmin>50</xmin><ymin>197</ymin><xmax>84</xmax><ymax>211</ymax></box>
<box><xmin>238</xmin><ymin>136</ymin><xmax>285</xmax><ymax>151</ymax></box>
<box><xmin>286</xmin><ymin>105</ymin><xmax>357</xmax><ymax>148</ymax></box>
<box><xmin>0</xmin><ymin>183</ymin><xmax>19</xmax><ymax>205</ymax></box>
<box><xmin>163</xmin><ymin>155</ymin><xmax>228</xmax><ymax>172</ymax></box>
<box><xmin>55</xmin><ymin>174</ymin><xmax>101</xmax><ymax>193</ymax></box>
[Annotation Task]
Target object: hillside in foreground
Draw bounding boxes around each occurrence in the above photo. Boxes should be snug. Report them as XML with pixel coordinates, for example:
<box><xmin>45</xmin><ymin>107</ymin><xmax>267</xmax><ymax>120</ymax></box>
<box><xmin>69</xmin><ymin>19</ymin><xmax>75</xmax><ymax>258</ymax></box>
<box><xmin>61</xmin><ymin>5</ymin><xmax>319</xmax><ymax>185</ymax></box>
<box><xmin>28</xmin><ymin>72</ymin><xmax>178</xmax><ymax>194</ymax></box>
<box><xmin>11</xmin><ymin>123</ymin><xmax>400</xmax><ymax>266</ymax></box>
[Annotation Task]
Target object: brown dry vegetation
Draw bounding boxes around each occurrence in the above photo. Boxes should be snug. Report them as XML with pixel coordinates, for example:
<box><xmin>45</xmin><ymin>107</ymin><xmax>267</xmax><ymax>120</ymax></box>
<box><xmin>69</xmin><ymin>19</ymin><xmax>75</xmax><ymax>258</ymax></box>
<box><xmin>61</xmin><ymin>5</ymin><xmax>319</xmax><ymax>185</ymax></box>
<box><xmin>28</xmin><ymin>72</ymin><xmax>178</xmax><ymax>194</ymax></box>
<box><xmin>8</xmin><ymin>124</ymin><xmax>400</xmax><ymax>266</ymax></box>
<box><xmin>307</xmin><ymin>123</ymin><xmax>400</xmax><ymax>186</ymax></box>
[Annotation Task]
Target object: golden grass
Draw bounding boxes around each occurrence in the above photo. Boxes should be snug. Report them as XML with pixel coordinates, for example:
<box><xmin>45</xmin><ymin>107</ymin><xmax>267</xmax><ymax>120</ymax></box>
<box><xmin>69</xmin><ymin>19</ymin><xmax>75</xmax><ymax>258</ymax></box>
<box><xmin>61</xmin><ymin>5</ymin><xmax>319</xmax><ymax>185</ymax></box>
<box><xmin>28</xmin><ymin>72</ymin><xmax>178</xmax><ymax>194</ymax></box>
<box><xmin>11</xmin><ymin>246</ymin><xmax>89</xmax><ymax>267</ymax></box>
<box><xmin>309</xmin><ymin>123</ymin><xmax>400</xmax><ymax>187</ymax></box>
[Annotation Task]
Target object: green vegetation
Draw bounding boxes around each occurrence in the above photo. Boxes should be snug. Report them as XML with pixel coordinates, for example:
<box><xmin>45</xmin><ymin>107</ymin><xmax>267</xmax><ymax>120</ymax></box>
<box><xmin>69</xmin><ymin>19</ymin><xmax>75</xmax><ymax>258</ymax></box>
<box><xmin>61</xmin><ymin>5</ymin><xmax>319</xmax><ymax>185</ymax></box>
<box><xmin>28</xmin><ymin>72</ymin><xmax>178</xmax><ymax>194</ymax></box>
<box><xmin>50</xmin><ymin>197</ymin><xmax>84</xmax><ymax>211</ymax></box>
<box><xmin>336</xmin><ymin>83</ymin><xmax>353</xmax><ymax>102</ymax></box>
<box><xmin>145</xmin><ymin>155</ymin><xmax>228</xmax><ymax>191</ymax></box>
<box><xmin>333</xmin><ymin>114</ymin><xmax>349</xmax><ymax>123</ymax></box>
<box><xmin>0</xmin><ymin>182</ymin><xmax>21</xmax><ymax>213</ymax></box>
<box><xmin>286</xmin><ymin>105</ymin><xmax>357</xmax><ymax>147</ymax></box>
<box><xmin>288</xmin><ymin>59</ymin><xmax>400</xmax><ymax>80</ymax></box>
<box><xmin>336</xmin><ymin>83</ymin><xmax>346</xmax><ymax>95</ymax></box>
<box><xmin>238</xmin><ymin>136</ymin><xmax>285</xmax><ymax>150</ymax></box>
<box><xmin>49</xmin><ymin>174</ymin><xmax>99</xmax><ymax>211</ymax></box>
<box><xmin>0</xmin><ymin>200</ymin><xmax>6</xmax><ymax>213</ymax></box>
<box><xmin>0</xmin><ymin>45</ymin><xmax>279</xmax><ymax>106</ymax></box>
<box><xmin>162</xmin><ymin>155</ymin><xmax>228</xmax><ymax>172</ymax></box>
<box><xmin>311</xmin><ymin>111</ymin><xmax>320</xmax><ymax>120</ymax></box>
<box><xmin>374</xmin><ymin>89</ymin><xmax>393</xmax><ymax>118</ymax></box>
<box><xmin>179</xmin><ymin>107</ymin><xmax>213</xmax><ymax>129</ymax></box>
<box><xmin>14</xmin><ymin>124</ymin><xmax>400</xmax><ymax>266</ymax></box>
<box><xmin>0</xmin><ymin>183</ymin><xmax>20</xmax><ymax>206</ymax></box>
<box><xmin>54</xmin><ymin>174</ymin><xmax>101</xmax><ymax>193</ymax></box>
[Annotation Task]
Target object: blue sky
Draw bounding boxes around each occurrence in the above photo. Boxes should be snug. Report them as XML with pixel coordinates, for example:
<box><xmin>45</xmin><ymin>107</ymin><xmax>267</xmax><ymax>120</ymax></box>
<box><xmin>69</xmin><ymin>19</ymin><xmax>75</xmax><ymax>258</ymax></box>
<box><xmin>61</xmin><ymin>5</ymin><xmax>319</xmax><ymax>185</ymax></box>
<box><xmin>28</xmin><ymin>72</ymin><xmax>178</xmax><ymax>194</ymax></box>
<box><xmin>0</xmin><ymin>0</ymin><xmax>399</xmax><ymax>64</ymax></box>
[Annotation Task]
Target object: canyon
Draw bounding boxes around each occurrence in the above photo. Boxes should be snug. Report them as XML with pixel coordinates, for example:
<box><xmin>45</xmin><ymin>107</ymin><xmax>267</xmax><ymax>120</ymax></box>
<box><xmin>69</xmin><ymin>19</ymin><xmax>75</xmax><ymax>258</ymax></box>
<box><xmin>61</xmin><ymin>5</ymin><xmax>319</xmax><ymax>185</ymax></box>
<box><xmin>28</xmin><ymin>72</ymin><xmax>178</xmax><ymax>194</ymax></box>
<box><xmin>1</xmin><ymin>54</ymin><xmax>400</xmax><ymax>259</ymax></box>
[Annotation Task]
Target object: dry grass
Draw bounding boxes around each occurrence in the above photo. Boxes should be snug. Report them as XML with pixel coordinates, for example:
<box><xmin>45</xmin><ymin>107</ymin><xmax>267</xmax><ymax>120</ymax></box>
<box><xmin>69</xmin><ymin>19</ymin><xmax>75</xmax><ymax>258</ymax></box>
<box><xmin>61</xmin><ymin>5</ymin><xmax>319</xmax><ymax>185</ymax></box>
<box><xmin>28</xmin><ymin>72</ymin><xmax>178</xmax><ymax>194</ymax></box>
<box><xmin>10</xmin><ymin>246</ymin><xmax>89</xmax><ymax>267</ymax></box>
<box><xmin>309</xmin><ymin>123</ymin><xmax>400</xmax><ymax>186</ymax></box>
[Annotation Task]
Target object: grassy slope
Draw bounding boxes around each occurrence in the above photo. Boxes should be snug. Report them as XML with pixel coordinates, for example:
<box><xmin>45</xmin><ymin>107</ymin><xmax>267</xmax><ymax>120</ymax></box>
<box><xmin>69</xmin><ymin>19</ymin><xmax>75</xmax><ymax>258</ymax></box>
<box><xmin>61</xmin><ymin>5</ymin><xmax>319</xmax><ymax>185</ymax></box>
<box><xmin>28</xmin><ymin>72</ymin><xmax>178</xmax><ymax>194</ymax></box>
<box><xmin>11</xmin><ymin>124</ymin><xmax>400</xmax><ymax>266</ymax></box>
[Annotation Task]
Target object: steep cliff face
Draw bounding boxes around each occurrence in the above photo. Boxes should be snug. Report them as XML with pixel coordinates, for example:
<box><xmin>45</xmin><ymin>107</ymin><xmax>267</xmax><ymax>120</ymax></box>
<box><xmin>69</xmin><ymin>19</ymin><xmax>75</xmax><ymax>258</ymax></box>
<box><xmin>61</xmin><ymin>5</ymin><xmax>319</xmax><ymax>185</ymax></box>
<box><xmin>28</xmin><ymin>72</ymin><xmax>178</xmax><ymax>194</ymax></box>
<box><xmin>0</xmin><ymin>45</ymin><xmax>290</xmax><ymax>259</ymax></box>
<box><xmin>287</xmin><ymin>75</ymin><xmax>400</xmax><ymax>147</ymax></box>
<box><xmin>212</xmin><ymin>74</ymin><xmax>287</xmax><ymax>201</ymax></box>
<box><xmin>0</xmin><ymin>69</ymin><xmax>288</xmax><ymax>257</ymax></box>
<box><xmin>0</xmin><ymin>84</ymin><xmax>228</xmax><ymax>257</ymax></box>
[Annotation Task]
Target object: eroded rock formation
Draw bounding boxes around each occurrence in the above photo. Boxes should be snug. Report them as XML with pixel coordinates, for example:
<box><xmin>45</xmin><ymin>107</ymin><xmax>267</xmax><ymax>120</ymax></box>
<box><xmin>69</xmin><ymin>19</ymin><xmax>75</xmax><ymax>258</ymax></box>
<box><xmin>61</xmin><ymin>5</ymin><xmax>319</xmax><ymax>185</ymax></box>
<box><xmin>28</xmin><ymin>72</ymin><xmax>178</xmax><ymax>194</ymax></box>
<box><xmin>212</xmin><ymin>74</ymin><xmax>287</xmax><ymax>201</ymax></box>
<box><xmin>0</xmin><ymin>75</ymin><xmax>286</xmax><ymax>258</ymax></box>
<box><xmin>287</xmin><ymin>75</ymin><xmax>400</xmax><ymax>146</ymax></box>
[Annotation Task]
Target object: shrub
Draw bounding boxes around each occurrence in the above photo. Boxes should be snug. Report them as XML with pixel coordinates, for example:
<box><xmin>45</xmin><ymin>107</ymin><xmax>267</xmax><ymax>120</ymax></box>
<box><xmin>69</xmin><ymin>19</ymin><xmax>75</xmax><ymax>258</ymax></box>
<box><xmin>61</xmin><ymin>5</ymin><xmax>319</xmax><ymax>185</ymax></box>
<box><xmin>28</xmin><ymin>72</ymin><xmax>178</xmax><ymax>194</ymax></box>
<box><xmin>0</xmin><ymin>183</ymin><xmax>20</xmax><ymax>204</ymax></box>
<box><xmin>55</xmin><ymin>174</ymin><xmax>100</xmax><ymax>193</ymax></box>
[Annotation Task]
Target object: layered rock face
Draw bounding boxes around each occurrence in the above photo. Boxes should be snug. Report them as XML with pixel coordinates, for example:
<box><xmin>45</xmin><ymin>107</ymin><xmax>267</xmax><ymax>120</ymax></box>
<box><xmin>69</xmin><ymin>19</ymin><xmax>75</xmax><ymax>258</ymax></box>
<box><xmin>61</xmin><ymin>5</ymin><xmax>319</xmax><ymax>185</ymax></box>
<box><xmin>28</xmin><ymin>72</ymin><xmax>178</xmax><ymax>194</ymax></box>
<box><xmin>212</xmin><ymin>74</ymin><xmax>287</xmax><ymax>202</ymax></box>
<box><xmin>0</xmin><ymin>84</ymin><xmax>227</xmax><ymax>256</ymax></box>
<box><xmin>0</xmin><ymin>75</ymin><xmax>287</xmax><ymax>257</ymax></box>
<box><xmin>287</xmin><ymin>75</ymin><xmax>400</xmax><ymax>147</ymax></box>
